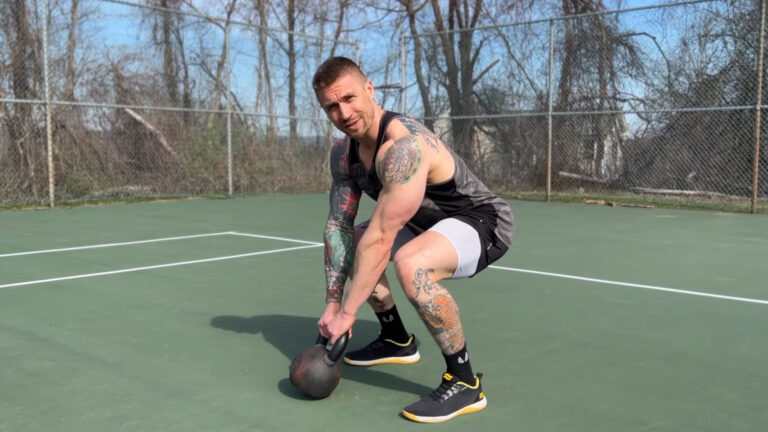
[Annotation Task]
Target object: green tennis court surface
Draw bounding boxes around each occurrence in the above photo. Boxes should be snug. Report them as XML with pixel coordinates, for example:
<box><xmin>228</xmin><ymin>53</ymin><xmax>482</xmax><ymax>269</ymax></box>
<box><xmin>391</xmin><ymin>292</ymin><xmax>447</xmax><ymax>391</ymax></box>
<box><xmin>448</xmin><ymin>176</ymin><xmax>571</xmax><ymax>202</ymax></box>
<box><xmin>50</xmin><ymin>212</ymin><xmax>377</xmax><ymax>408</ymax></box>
<box><xmin>1</xmin><ymin>195</ymin><xmax>766</xmax><ymax>431</ymax></box>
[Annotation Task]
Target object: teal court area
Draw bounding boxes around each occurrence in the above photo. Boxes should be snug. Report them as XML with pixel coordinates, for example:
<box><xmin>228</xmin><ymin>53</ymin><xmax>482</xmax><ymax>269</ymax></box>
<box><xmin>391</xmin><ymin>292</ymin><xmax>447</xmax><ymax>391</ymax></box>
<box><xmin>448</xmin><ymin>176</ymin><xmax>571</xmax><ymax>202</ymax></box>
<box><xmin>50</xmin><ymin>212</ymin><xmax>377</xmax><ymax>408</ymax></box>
<box><xmin>1</xmin><ymin>195</ymin><xmax>766</xmax><ymax>431</ymax></box>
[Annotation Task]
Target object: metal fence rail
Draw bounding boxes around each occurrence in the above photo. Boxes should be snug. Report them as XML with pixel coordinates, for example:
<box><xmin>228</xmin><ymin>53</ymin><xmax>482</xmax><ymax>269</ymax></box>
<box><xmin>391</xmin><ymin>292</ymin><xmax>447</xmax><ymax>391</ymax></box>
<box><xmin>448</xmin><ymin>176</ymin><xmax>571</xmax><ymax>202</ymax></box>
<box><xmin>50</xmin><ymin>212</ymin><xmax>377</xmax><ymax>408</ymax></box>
<box><xmin>1</xmin><ymin>0</ymin><xmax>765</xmax><ymax>213</ymax></box>
<box><xmin>0</xmin><ymin>0</ymin><xmax>357</xmax><ymax>208</ymax></box>
<box><xmin>401</xmin><ymin>0</ymin><xmax>766</xmax><ymax>213</ymax></box>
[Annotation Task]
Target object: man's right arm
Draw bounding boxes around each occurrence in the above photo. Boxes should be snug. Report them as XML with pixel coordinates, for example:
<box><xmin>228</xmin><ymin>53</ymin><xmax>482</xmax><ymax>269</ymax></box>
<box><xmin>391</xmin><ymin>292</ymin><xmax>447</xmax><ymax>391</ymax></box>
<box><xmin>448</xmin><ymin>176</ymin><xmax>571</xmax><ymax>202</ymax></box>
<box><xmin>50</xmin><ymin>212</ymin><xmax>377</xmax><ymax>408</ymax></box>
<box><xmin>323</xmin><ymin>138</ymin><xmax>361</xmax><ymax>304</ymax></box>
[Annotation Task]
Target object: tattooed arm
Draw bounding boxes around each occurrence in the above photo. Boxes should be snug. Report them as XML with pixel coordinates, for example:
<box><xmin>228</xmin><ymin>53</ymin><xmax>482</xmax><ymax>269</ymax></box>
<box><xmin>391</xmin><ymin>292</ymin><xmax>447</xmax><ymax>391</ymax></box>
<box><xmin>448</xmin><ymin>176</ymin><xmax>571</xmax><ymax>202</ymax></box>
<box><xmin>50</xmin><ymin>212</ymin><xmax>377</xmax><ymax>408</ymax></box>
<box><xmin>323</xmin><ymin>138</ymin><xmax>362</xmax><ymax>304</ymax></box>
<box><xmin>396</xmin><ymin>116</ymin><xmax>441</xmax><ymax>152</ymax></box>
<box><xmin>322</xmin><ymin>133</ymin><xmax>430</xmax><ymax>344</ymax></box>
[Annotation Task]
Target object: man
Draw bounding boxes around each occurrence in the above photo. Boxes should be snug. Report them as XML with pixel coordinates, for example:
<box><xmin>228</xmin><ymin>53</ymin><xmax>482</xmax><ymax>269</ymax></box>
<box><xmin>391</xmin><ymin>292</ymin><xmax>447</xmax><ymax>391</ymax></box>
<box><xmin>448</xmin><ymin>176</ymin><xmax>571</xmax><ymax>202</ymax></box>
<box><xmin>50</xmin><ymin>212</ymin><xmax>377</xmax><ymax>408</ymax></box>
<box><xmin>313</xmin><ymin>56</ymin><xmax>513</xmax><ymax>423</ymax></box>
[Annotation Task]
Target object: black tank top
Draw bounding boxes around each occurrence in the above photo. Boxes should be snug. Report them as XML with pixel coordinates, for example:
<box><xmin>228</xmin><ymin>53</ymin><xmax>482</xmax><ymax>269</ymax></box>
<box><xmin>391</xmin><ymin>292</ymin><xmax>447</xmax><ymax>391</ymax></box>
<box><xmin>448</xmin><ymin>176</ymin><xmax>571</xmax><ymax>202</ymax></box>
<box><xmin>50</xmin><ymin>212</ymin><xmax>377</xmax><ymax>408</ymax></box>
<box><xmin>348</xmin><ymin>111</ymin><xmax>400</xmax><ymax>201</ymax></box>
<box><xmin>347</xmin><ymin>111</ymin><xmax>514</xmax><ymax>248</ymax></box>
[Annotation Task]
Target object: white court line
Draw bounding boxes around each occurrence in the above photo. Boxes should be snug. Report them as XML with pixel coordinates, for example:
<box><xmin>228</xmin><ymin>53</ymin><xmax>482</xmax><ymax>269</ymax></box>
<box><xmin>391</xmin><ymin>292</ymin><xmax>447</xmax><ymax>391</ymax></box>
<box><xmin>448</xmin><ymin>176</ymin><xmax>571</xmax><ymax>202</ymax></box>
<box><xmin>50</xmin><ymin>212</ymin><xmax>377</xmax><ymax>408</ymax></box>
<box><xmin>229</xmin><ymin>231</ymin><xmax>322</xmax><ymax>246</ymax></box>
<box><xmin>3</xmin><ymin>231</ymin><xmax>764</xmax><ymax>306</ymax></box>
<box><xmin>0</xmin><ymin>232</ymin><xmax>234</xmax><ymax>258</ymax></box>
<box><xmin>490</xmin><ymin>265</ymin><xmax>768</xmax><ymax>306</ymax></box>
<box><xmin>0</xmin><ymin>244</ymin><xmax>322</xmax><ymax>289</ymax></box>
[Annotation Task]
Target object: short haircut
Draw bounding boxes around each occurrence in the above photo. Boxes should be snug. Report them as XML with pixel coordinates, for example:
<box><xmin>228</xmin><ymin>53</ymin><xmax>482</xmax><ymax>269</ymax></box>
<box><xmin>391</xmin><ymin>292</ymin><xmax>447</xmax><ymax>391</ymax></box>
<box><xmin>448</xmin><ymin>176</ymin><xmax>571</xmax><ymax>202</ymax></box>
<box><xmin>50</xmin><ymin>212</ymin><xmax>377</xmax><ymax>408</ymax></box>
<box><xmin>312</xmin><ymin>56</ymin><xmax>365</xmax><ymax>91</ymax></box>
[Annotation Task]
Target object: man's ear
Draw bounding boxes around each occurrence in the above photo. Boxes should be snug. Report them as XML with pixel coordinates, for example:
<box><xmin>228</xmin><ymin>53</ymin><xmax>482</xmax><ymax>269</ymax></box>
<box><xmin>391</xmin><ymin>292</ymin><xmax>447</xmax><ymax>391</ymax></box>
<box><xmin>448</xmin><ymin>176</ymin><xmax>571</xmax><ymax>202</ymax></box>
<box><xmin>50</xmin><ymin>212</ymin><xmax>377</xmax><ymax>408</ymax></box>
<box><xmin>365</xmin><ymin>79</ymin><xmax>375</xmax><ymax>99</ymax></box>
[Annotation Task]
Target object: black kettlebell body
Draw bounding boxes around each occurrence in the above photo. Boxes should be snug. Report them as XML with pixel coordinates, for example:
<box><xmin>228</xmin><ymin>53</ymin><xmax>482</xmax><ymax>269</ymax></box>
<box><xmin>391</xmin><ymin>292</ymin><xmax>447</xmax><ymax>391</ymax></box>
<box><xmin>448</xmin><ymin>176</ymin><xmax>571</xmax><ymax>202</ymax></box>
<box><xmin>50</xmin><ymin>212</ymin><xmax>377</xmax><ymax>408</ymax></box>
<box><xmin>289</xmin><ymin>333</ymin><xmax>348</xmax><ymax>399</ymax></box>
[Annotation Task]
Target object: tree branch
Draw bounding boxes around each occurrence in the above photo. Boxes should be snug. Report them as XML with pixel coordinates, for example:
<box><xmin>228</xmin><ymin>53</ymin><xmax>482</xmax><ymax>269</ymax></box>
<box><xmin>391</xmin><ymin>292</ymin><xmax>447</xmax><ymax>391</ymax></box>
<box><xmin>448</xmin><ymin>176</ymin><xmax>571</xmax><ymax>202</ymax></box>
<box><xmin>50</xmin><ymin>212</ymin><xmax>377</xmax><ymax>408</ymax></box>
<box><xmin>472</xmin><ymin>58</ymin><xmax>499</xmax><ymax>86</ymax></box>
<box><xmin>123</xmin><ymin>108</ymin><xmax>179</xmax><ymax>159</ymax></box>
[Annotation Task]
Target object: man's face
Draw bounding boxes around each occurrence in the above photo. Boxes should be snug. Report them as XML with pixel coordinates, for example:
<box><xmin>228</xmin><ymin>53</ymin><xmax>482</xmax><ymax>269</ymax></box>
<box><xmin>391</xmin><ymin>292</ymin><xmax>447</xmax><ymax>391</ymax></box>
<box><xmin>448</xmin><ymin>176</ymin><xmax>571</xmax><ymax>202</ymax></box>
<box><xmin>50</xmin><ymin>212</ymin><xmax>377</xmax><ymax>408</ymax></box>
<box><xmin>315</xmin><ymin>72</ymin><xmax>376</xmax><ymax>141</ymax></box>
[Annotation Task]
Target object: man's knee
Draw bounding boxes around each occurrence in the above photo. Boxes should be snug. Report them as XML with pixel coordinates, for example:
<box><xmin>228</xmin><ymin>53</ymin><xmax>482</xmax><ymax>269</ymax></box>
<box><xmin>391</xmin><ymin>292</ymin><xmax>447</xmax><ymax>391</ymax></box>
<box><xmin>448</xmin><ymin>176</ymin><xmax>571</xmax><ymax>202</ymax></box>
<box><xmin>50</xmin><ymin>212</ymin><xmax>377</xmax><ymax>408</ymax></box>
<box><xmin>368</xmin><ymin>291</ymin><xmax>389</xmax><ymax>310</ymax></box>
<box><xmin>393</xmin><ymin>246</ymin><xmax>445</xmax><ymax>301</ymax></box>
<box><xmin>393</xmin><ymin>249</ymin><xmax>414</xmax><ymax>297</ymax></box>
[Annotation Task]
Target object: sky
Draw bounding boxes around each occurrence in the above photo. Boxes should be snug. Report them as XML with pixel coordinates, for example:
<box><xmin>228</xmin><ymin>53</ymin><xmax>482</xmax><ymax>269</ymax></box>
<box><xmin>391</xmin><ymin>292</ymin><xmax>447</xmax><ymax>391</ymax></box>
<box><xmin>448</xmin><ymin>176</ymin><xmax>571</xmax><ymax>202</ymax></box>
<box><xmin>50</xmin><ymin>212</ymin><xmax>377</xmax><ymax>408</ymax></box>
<box><xmin>58</xmin><ymin>0</ymin><xmax>727</xmax><ymax>124</ymax></box>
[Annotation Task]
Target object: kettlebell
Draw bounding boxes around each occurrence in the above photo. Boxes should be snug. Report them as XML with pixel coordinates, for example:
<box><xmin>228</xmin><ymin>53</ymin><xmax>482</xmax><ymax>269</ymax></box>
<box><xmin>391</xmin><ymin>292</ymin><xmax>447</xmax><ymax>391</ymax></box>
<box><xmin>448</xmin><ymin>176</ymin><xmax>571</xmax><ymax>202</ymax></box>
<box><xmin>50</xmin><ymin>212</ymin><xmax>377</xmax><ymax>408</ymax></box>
<box><xmin>289</xmin><ymin>333</ymin><xmax>349</xmax><ymax>399</ymax></box>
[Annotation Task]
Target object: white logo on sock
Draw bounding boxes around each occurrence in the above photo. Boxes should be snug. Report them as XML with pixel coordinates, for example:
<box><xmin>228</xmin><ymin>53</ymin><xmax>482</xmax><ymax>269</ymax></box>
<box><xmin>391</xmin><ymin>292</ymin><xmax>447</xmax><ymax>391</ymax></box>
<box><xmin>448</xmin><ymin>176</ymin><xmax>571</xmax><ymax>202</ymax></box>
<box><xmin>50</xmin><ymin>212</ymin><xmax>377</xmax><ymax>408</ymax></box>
<box><xmin>457</xmin><ymin>352</ymin><xmax>469</xmax><ymax>364</ymax></box>
<box><xmin>381</xmin><ymin>314</ymin><xmax>394</xmax><ymax>323</ymax></box>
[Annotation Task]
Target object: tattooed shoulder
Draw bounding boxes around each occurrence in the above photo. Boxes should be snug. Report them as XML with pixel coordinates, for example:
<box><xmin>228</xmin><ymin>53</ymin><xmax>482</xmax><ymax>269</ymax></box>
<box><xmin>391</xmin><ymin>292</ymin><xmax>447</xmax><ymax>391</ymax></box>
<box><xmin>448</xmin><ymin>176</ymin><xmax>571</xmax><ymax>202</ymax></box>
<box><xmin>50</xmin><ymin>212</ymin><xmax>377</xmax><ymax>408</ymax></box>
<box><xmin>397</xmin><ymin>117</ymin><xmax>440</xmax><ymax>152</ymax></box>
<box><xmin>377</xmin><ymin>136</ymin><xmax>422</xmax><ymax>185</ymax></box>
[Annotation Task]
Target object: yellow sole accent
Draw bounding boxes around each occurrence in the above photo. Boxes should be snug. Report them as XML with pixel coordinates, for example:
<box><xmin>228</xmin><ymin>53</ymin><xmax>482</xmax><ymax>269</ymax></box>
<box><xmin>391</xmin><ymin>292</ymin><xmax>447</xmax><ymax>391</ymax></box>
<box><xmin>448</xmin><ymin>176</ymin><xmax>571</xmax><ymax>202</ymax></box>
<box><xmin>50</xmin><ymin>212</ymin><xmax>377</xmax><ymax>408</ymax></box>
<box><xmin>383</xmin><ymin>335</ymin><xmax>415</xmax><ymax>347</ymax></box>
<box><xmin>401</xmin><ymin>397</ymin><xmax>487</xmax><ymax>424</ymax></box>
<box><xmin>343</xmin><ymin>352</ymin><xmax>420</xmax><ymax>366</ymax></box>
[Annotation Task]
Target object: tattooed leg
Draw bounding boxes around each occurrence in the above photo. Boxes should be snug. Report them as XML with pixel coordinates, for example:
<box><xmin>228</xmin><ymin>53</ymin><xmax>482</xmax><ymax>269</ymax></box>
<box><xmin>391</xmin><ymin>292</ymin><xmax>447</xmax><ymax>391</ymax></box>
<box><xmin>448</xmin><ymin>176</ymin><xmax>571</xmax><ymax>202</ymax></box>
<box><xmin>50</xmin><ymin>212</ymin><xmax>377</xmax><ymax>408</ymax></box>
<box><xmin>345</xmin><ymin>273</ymin><xmax>393</xmax><ymax>312</ymax></box>
<box><xmin>405</xmin><ymin>267</ymin><xmax>465</xmax><ymax>355</ymax></box>
<box><xmin>370</xmin><ymin>279</ymin><xmax>394</xmax><ymax>312</ymax></box>
<box><xmin>362</xmin><ymin>273</ymin><xmax>395</xmax><ymax>313</ymax></box>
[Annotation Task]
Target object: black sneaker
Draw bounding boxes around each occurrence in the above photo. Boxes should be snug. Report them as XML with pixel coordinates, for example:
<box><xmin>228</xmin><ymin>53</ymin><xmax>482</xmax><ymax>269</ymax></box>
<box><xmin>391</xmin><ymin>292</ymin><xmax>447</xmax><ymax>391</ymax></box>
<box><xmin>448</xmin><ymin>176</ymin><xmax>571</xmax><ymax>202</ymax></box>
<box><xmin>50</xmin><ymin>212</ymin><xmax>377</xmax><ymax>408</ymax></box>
<box><xmin>343</xmin><ymin>333</ymin><xmax>420</xmax><ymax>366</ymax></box>
<box><xmin>401</xmin><ymin>373</ymin><xmax>487</xmax><ymax>423</ymax></box>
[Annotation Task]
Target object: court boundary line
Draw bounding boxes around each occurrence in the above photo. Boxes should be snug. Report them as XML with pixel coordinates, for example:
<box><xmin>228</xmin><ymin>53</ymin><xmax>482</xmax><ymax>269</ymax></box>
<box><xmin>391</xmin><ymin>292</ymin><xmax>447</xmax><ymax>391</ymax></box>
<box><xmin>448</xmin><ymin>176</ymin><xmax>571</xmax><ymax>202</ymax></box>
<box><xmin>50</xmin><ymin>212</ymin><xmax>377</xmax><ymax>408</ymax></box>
<box><xmin>2</xmin><ymin>231</ymin><xmax>764</xmax><ymax>306</ymax></box>
<box><xmin>489</xmin><ymin>265</ymin><xmax>768</xmax><ymax>306</ymax></box>
<box><xmin>0</xmin><ymin>232</ymin><xmax>323</xmax><ymax>259</ymax></box>
<box><xmin>228</xmin><ymin>231</ymin><xmax>322</xmax><ymax>246</ymax></box>
<box><xmin>0</xmin><ymin>232</ymin><xmax>235</xmax><ymax>258</ymax></box>
<box><xmin>0</xmin><ymin>244</ymin><xmax>322</xmax><ymax>289</ymax></box>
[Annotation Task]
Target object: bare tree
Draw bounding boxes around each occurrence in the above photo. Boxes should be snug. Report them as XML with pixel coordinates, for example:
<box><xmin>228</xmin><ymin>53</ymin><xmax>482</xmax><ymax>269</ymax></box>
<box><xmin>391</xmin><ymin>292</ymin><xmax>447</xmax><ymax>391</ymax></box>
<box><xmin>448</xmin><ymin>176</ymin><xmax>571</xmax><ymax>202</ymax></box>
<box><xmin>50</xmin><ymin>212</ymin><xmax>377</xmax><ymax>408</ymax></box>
<box><xmin>142</xmin><ymin>0</ymin><xmax>194</xmax><ymax>127</ymax></box>
<box><xmin>624</xmin><ymin>0</ymin><xmax>766</xmax><ymax>195</ymax></box>
<box><xmin>184</xmin><ymin>0</ymin><xmax>237</xmax><ymax>128</ymax></box>
<box><xmin>1</xmin><ymin>0</ymin><xmax>43</xmax><ymax>198</ymax></box>
<box><xmin>329</xmin><ymin>0</ymin><xmax>349</xmax><ymax>56</ymax></box>
<box><xmin>322</xmin><ymin>0</ymin><xmax>350</xmax><ymax>174</ymax></box>
<box><xmin>397</xmin><ymin>0</ymin><xmax>494</xmax><ymax>168</ymax></box>
<box><xmin>63</xmin><ymin>0</ymin><xmax>79</xmax><ymax>101</ymax></box>
<box><xmin>398</xmin><ymin>0</ymin><xmax>435</xmax><ymax>130</ymax></box>
<box><xmin>431</xmin><ymin>0</ymin><xmax>483</xmax><ymax>166</ymax></box>
<box><xmin>143</xmin><ymin>0</ymin><xmax>185</xmax><ymax>105</ymax></box>
<box><xmin>267</xmin><ymin>0</ymin><xmax>307</xmax><ymax>153</ymax></box>
<box><xmin>210</xmin><ymin>0</ymin><xmax>237</xmax><ymax>126</ymax></box>
<box><xmin>172</xmin><ymin>19</ymin><xmax>193</xmax><ymax>116</ymax></box>
<box><xmin>287</xmin><ymin>0</ymin><xmax>298</xmax><ymax>152</ymax></box>
<box><xmin>554</xmin><ymin>0</ymin><xmax>631</xmax><ymax>181</ymax></box>
<box><xmin>160</xmin><ymin>0</ymin><xmax>179</xmax><ymax>104</ymax></box>
<box><xmin>253</xmin><ymin>0</ymin><xmax>277</xmax><ymax>138</ymax></box>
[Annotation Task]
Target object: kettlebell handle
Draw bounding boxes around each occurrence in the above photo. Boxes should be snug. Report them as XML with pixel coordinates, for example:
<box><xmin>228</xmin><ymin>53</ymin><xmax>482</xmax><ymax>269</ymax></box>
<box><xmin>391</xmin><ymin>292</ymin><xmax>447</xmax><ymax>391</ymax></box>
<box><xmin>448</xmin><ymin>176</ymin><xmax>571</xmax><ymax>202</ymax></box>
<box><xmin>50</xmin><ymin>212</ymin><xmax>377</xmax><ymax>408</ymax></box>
<box><xmin>314</xmin><ymin>332</ymin><xmax>349</xmax><ymax>365</ymax></box>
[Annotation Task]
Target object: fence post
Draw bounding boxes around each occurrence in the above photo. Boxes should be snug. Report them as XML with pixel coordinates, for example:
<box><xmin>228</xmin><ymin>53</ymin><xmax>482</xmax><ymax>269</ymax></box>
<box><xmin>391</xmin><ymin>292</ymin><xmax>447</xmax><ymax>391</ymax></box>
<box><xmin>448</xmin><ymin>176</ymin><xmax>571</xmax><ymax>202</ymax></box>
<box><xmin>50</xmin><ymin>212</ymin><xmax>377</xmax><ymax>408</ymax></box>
<box><xmin>41</xmin><ymin>0</ymin><xmax>55</xmax><ymax>208</ymax></box>
<box><xmin>226</xmin><ymin>24</ymin><xmax>233</xmax><ymax>197</ymax></box>
<box><xmin>753</xmin><ymin>0</ymin><xmax>766</xmax><ymax>213</ymax></box>
<box><xmin>546</xmin><ymin>19</ymin><xmax>554</xmax><ymax>203</ymax></box>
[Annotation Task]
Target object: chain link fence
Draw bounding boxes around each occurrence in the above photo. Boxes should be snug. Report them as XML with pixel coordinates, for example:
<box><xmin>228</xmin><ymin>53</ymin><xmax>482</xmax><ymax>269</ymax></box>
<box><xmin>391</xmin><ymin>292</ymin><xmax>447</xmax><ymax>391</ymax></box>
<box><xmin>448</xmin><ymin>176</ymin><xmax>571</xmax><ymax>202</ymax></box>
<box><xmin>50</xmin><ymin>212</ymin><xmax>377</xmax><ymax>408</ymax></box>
<box><xmin>2</xmin><ymin>0</ymin><xmax>766</xmax><ymax>213</ymax></box>
<box><xmin>0</xmin><ymin>0</ymin><xmax>356</xmax><ymax>208</ymax></box>
<box><xmin>402</xmin><ymin>0</ymin><xmax>767</xmax><ymax>213</ymax></box>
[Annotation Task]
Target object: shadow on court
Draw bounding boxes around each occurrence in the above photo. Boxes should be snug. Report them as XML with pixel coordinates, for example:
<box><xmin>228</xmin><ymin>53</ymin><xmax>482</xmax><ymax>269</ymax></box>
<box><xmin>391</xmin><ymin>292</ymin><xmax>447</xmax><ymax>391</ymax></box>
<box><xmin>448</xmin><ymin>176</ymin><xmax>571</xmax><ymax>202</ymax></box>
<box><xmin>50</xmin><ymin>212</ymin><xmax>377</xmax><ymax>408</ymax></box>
<box><xmin>210</xmin><ymin>314</ymin><xmax>432</xmax><ymax>399</ymax></box>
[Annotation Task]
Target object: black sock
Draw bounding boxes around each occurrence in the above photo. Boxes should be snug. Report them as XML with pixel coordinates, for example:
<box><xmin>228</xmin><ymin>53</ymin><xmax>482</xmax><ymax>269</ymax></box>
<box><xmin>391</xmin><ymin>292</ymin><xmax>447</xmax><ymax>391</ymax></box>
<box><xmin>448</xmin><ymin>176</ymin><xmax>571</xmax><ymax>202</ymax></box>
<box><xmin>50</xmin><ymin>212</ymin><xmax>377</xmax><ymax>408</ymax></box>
<box><xmin>375</xmin><ymin>305</ymin><xmax>410</xmax><ymax>343</ymax></box>
<box><xmin>443</xmin><ymin>344</ymin><xmax>475</xmax><ymax>384</ymax></box>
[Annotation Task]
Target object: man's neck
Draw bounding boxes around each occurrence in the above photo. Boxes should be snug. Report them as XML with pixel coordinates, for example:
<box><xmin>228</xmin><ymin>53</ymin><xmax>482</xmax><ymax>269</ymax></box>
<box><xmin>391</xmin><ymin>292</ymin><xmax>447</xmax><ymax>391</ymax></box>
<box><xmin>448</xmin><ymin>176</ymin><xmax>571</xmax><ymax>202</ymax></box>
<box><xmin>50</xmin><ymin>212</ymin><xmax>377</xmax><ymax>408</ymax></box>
<box><xmin>356</xmin><ymin>106</ymin><xmax>385</xmax><ymax>149</ymax></box>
